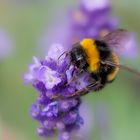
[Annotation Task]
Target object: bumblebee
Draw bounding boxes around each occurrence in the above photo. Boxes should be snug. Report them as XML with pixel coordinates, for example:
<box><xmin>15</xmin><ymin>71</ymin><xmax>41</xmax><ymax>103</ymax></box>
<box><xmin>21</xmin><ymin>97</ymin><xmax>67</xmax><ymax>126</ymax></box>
<box><xmin>70</xmin><ymin>38</ymin><xmax>120</xmax><ymax>89</ymax></box>
<box><xmin>58</xmin><ymin>29</ymin><xmax>140</xmax><ymax>99</ymax></box>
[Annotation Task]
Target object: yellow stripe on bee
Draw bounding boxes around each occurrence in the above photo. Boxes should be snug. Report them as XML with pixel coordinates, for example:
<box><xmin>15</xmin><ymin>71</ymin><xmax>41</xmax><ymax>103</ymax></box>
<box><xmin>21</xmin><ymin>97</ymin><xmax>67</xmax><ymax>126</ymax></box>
<box><xmin>107</xmin><ymin>52</ymin><xmax>120</xmax><ymax>82</ymax></box>
<box><xmin>80</xmin><ymin>39</ymin><xmax>100</xmax><ymax>72</ymax></box>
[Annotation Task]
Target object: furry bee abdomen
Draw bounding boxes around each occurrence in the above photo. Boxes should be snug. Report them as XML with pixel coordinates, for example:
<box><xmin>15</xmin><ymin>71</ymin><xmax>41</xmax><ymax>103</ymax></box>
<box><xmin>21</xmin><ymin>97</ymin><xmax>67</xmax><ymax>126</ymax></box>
<box><xmin>107</xmin><ymin>52</ymin><xmax>120</xmax><ymax>82</ymax></box>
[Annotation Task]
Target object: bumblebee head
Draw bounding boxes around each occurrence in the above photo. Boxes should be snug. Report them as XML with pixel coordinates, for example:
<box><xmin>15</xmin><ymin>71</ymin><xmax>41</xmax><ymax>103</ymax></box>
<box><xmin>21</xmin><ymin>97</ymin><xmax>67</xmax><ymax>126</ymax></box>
<box><xmin>70</xmin><ymin>43</ymin><xmax>88</xmax><ymax>69</ymax></box>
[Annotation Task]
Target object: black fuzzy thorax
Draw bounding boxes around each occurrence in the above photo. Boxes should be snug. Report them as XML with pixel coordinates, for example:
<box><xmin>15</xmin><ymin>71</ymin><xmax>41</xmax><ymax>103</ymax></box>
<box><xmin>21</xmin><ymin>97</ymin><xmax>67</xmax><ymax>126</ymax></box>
<box><xmin>70</xmin><ymin>43</ymin><xmax>89</xmax><ymax>70</ymax></box>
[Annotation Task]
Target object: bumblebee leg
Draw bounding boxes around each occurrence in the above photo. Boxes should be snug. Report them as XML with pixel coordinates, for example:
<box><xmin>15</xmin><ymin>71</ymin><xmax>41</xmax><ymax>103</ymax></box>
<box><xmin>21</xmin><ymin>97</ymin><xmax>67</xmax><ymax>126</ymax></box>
<box><xmin>61</xmin><ymin>64</ymin><xmax>82</xmax><ymax>85</ymax></box>
<box><xmin>51</xmin><ymin>81</ymin><xmax>101</xmax><ymax>100</ymax></box>
<box><xmin>67</xmin><ymin>81</ymin><xmax>101</xmax><ymax>98</ymax></box>
<box><xmin>58</xmin><ymin>52</ymin><xmax>72</xmax><ymax>78</ymax></box>
<box><xmin>65</xmin><ymin>69</ymin><xmax>84</xmax><ymax>86</ymax></box>
<box><xmin>58</xmin><ymin>51</ymin><xmax>69</xmax><ymax>64</ymax></box>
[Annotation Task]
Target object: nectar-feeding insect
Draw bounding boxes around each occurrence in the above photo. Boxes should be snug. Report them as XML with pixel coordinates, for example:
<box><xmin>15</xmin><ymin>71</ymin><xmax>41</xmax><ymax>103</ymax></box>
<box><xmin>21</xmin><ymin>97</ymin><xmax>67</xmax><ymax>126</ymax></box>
<box><xmin>58</xmin><ymin>29</ymin><xmax>140</xmax><ymax>99</ymax></box>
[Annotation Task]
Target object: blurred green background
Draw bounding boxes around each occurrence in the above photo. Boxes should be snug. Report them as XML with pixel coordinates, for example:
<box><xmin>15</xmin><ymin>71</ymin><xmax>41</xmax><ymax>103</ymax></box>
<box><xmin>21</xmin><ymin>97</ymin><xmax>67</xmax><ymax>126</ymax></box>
<box><xmin>0</xmin><ymin>0</ymin><xmax>140</xmax><ymax>140</ymax></box>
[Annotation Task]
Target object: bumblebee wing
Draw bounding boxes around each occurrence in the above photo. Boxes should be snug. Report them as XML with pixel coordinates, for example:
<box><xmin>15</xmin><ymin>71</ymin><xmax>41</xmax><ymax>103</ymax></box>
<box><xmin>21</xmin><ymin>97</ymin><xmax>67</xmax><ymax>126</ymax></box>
<box><xmin>101</xmin><ymin>29</ymin><xmax>140</xmax><ymax>77</ymax></box>
<box><xmin>102</xmin><ymin>29</ymin><xmax>137</xmax><ymax>57</ymax></box>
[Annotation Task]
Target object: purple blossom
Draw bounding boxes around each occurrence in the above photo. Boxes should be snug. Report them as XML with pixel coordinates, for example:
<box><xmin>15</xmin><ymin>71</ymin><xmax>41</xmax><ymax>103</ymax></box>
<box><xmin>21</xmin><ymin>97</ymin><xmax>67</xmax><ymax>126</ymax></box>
<box><xmin>0</xmin><ymin>28</ymin><xmax>14</xmax><ymax>59</ymax></box>
<box><xmin>46</xmin><ymin>44</ymin><xmax>66</xmax><ymax>61</ymax></box>
<box><xmin>59</xmin><ymin>131</ymin><xmax>70</xmax><ymax>140</ymax></box>
<box><xmin>30</xmin><ymin>98</ymin><xmax>83</xmax><ymax>139</ymax></box>
<box><xmin>70</xmin><ymin>0</ymin><xmax>118</xmax><ymax>44</ymax></box>
<box><xmin>38</xmin><ymin>66</ymin><xmax>61</xmax><ymax>89</ymax></box>
<box><xmin>79</xmin><ymin>0</ymin><xmax>110</xmax><ymax>11</ymax></box>
<box><xmin>24</xmin><ymin>44</ymin><xmax>91</xmax><ymax>139</ymax></box>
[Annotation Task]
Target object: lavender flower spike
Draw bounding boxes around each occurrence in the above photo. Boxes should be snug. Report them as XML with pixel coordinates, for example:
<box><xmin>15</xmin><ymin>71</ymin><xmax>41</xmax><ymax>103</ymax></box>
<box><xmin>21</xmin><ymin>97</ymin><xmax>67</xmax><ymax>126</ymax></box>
<box><xmin>24</xmin><ymin>44</ymin><xmax>91</xmax><ymax>139</ymax></box>
<box><xmin>70</xmin><ymin>0</ymin><xmax>118</xmax><ymax>44</ymax></box>
<box><xmin>0</xmin><ymin>28</ymin><xmax>14</xmax><ymax>59</ymax></box>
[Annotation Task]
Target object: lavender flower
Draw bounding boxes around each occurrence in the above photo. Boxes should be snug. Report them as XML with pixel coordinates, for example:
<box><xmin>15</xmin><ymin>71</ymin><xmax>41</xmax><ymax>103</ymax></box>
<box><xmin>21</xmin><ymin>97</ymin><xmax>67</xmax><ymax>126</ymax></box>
<box><xmin>79</xmin><ymin>0</ymin><xmax>110</xmax><ymax>11</ymax></box>
<box><xmin>0</xmin><ymin>28</ymin><xmax>14</xmax><ymax>59</ymax></box>
<box><xmin>24</xmin><ymin>44</ymin><xmax>91</xmax><ymax>139</ymax></box>
<box><xmin>70</xmin><ymin>0</ymin><xmax>118</xmax><ymax>44</ymax></box>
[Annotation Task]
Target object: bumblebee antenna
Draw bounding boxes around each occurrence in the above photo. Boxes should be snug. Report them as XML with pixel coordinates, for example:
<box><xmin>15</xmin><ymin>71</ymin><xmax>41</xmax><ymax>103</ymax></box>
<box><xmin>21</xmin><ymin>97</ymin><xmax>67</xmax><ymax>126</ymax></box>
<box><xmin>58</xmin><ymin>51</ymin><xmax>68</xmax><ymax>61</ymax></box>
<box><xmin>101</xmin><ymin>60</ymin><xmax>140</xmax><ymax>77</ymax></box>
